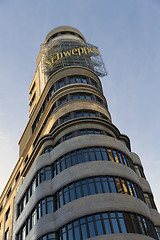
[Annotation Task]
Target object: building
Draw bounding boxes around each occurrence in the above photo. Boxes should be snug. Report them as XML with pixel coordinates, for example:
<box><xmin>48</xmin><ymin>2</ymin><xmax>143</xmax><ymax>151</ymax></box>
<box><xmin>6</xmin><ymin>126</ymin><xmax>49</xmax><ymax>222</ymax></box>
<box><xmin>0</xmin><ymin>26</ymin><xmax>160</xmax><ymax>240</ymax></box>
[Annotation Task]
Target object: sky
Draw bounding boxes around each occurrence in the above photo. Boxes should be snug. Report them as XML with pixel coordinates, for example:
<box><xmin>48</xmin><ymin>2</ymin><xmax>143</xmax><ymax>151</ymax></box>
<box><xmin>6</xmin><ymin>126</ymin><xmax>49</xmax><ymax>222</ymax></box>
<box><xmin>0</xmin><ymin>0</ymin><xmax>159</xmax><ymax>211</ymax></box>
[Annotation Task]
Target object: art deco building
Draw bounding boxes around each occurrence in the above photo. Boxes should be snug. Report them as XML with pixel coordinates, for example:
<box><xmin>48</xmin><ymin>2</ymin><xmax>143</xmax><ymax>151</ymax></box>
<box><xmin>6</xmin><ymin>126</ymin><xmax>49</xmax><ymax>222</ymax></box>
<box><xmin>0</xmin><ymin>26</ymin><xmax>160</xmax><ymax>240</ymax></box>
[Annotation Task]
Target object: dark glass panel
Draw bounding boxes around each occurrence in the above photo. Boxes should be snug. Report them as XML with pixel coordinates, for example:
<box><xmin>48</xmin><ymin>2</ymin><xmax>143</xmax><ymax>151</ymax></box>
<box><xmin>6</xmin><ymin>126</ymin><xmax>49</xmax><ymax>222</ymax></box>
<box><xmin>69</xmin><ymin>184</ymin><xmax>76</xmax><ymax>201</ymax></box>
<box><xmin>67</xmin><ymin>223</ymin><xmax>74</xmax><ymax>240</ymax></box>
<box><xmin>88</xmin><ymin>178</ymin><xmax>96</xmax><ymax>194</ymax></box>
<box><xmin>41</xmin><ymin>199</ymin><xmax>46</xmax><ymax>217</ymax></box>
<box><xmin>65</xmin><ymin>154</ymin><xmax>71</xmax><ymax>168</ymax></box>
<box><xmin>95</xmin><ymin>147</ymin><xmax>102</xmax><ymax>160</ymax></box>
<box><xmin>80</xmin><ymin>218</ymin><xmax>88</xmax><ymax>239</ymax></box>
<box><xmin>83</xmin><ymin>149</ymin><xmax>89</xmax><ymax>162</ymax></box>
<box><xmin>95</xmin><ymin>215</ymin><xmax>104</xmax><ymax>235</ymax></box>
<box><xmin>76</xmin><ymin>150</ymin><xmax>83</xmax><ymax>163</ymax></box>
<box><xmin>102</xmin><ymin>177</ymin><xmax>110</xmax><ymax>193</ymax></box>
<box><xmin>71</xmin><ymin>152</ymin><xmax>76</xmax><ymax>165</ymax></box>
<box><xmin>45</xmin><ymin>166</ymin><xmax>52</xmax><ymax>180</ymax></box>
<box><xmin>75</xmin><ymin>181</ymin><xmax>82</xmax><ymax>199</ymax></box>
<box><xmin>108</xmin><ymin>177</ymin><xmax>117</xmax><ymax>193</ymax></box>
<box><xmin>40</xmin><ymin>169</ymin><xmax>44</xmax><ymax>183</ymax></box>
<box><xmin>88</xmin><ymin>221</ymin><xmax>96</xmax><ymax>237</ymax></box>
<box><xmin>47</xmin><ymin>196</ymin><xmax>54</xmax><ymax>214</ymax></box>
<box><xmin>124</xmin><ymin>213</ymin><xmax>134</xmax><ymax>233</ymax></box>
<box><xmin>63</xmin><ymin>187</ymin><xmax>69</xmax><ymax>204</ymax></box>
<box><xmin>90</xmin><ymin>112</ymin><xmax>96</xmax><ymax>117</ymax></box>
<box><xmin>88</xmin><ymin>147</ymin><xmax>96</xmax><ymax>161</ymax></box>
<box><xmin>73</xmin><ymin>221</ymin><xmax>81</xmax><ymax>240</ymax></box>
<box><xmin>131</xmin><ymin>214</ymin><xmax>141</xmax><ymax>234</ymax></box>
<box><xmin>95</xmin><ymin>177</ymin><xmax>103</xmax><ymax>193</ymax></box>
<box><xmin>61</xmin><ymin>157</ymin><xmax>65</xmax><ymax>171</ymax></box>
<box><xmin>81</xmin><ymin>179</ymin><xmax>89</xmax><ymax>197</ymax></box>
<box><xmin>101</xmin><ymin>147</ymin><xmax>109</xmax><ymax>161</ymax></box>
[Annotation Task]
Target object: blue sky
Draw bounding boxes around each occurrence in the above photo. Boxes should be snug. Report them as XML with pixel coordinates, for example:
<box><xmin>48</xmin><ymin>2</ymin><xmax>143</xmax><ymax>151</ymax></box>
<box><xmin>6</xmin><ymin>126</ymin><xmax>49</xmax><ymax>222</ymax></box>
<box><xmin>0</xmin><ymin>0</ymin><xmax>159</xmax><ymax>210</ymax></box>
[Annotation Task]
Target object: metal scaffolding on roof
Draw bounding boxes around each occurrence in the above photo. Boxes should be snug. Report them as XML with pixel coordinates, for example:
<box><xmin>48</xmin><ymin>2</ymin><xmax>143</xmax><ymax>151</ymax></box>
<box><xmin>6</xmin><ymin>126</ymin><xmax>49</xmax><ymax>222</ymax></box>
<box><xmin>41</xmin><ymin>39</ymin><xmax>107</xmax><ymax>77</ymax></box>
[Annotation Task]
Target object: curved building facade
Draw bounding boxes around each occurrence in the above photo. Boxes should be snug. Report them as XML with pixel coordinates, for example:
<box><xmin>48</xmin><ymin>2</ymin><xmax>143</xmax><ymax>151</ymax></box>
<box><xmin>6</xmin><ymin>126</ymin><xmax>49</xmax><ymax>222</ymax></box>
<box><xmin>0</xmin><ymin>26</ymin><xmax>160</xmax><ymax>240</ymax></box>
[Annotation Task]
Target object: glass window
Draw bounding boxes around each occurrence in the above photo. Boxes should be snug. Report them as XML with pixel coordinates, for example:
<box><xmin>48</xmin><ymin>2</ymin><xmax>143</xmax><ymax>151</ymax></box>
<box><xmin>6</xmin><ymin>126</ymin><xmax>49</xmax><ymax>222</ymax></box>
<box><xmin>113</xmin><ymin>150</ymin><xmax>119</xmax><ymax>163</ymax></box>
<box><xmin>73</xmin><ymin>220</ymin><xmax>81</xmax><ymax>240</ymax></box>
<box><xmin>110</xmin><ymin>213</ymin><xmax>120</xmax><ymax>233</ymax></box>
<box><xmin>87</xmin><ymin>218</ymin><xmax>96</xmax><ymax>237</ymax></box>
<box><xmin>40</xmin><ymin>168</ymin><xmax>44</xmax><ymax>183</ymax></box>
<box><xmin>64</xmin><ymin>186</ymin><xmax>69</xmax><ymax>204</ymax></box>
<box><xmin>47</xmin><ymin>196</ymin><xmax>54</xmax><ymax>213</ymax></box>
<box><xmin>101</xmin><ymin>147</ymin><xmax>109</xmax><ymax>161</ymax></box>
<box><xmin>81</xmin><ymin>179</ymin><xmax>89</xmax><ymax>196</ymax></box>
<box><xmin>61</xmin><ymin>157</ymin><xmax>65</xmax><ymax>171</ymax></box>
<box><xmin>41</xmin><ymin>199</ymin><xmax>46</xmax><ymax>217</ymax></box>
<box><xmin>90</xmin><ymin>112</ymin><xmax>96</xmax><ymax>117</ymax></box>
<box><xmin>88</xmin><ymin>178</ymin><xmax>96</xmax><ymax>195</ymax></box>
<box><xmin>115</xmin><ymin>178</ymin><xmax>123</xmax><ymax>194</ymax></box>
<box><xmin>108</xmin><ymin>149</ymin><xmax>114</xmax><ymax>162</ymax></box>
<box><xmin>117</xmin><ymin>213</ymin><xmax>127</xmax><ymax>233</ymax></box>
<box><xmin>82</xmin><ymin>78</ymin><xmax>87</xmax><ymax>84</ymax></box>
<box><xmin>76</xmin><ymin>150</ymin><xmax>83</xmax><ymax>163</ymax></box>
<box><xmin>71</xmin><ymin>152</ymin><xmax>76</xmax><ymax>165</ymax></box>
<box><xmin>95</xmin><ymin>214</ymin><xmax>104</xmax><ymax>235</ymax></box>
<box><xmin>102</xmin><ymin>177</ymin><xmax>110</xmax><ymax>193</ymax></box>
<box><xmin>102</xmin><ymin>213</ymin><xmax>112</xmax><ymax>234</ymax></box>
<box><xmin>69</xmin><ymin>184</ymin><xmax>76</xmax><ymax>201</ymax></box>
<box><xmin>5</xmin><ymin>207</ymin><xmax>10</xmax><ymax>221</ymax></box>
<box><xmin>45</xmin><ymin>166</ymin><xmax>52</xmax><ymax>180</ymax></box>
<box><xmin>88</xmin><ymin>147</ymin><xmax>96</xmax><ymax>161</ymax></box>
<box><xmin>121</xmin><ymin>179</ymin><xmax>129</xmax><ymax>194</ymax></box>
<box><xmin>80</xmin><ymin>218</ymin><xmax>88</xmax><ymax>239</ymax></box>
<box><xmin>155</xmin><ymin>226</ymin><xmax>160</xmax><ymax>240</ymax></box>
<box><xmin>95</xmin><ymin>177</ymin><xmax>103</xmax><ymax>193</ymax></box>
<box><xmin>76</xmin><ymin>111</ymin><xmax>83</xmax><ymax>117</ymax></box>
<box><xmin>4</xmin><ymin>228</ymin><xmax>9</xmax><ymax>240</ymax></box>
<box><xmin>70</xmin><ymin>77</ymin><xmax>76</xmax><ymax>84</ymax></box>
<box><xmin>75</xmin><ymin>181</ymin><xmax>82</xmax><ymax>199</ymax></box>
<box><xmin>109</xmin><ymin>177</ymin><xmax>117</xmax><ymax>193</ymax></box>
<box><xmin>83</xmin><ymin>149</ymin><xmax>89</xmax><ymax>162</ymax></box>
<box><xmin>95</xmin><ymin>147</ymin><xmax>102</xmax><ymax>160</ymax></box>
<box><xmin>67</xmin><ymin>223</ymin><xmax>74</xmax><ymax>240</ymax></box>
<box><xmin>83</xmin><ymin>111</ymin><xmax>90</xmax><ymax>117</ymax></box>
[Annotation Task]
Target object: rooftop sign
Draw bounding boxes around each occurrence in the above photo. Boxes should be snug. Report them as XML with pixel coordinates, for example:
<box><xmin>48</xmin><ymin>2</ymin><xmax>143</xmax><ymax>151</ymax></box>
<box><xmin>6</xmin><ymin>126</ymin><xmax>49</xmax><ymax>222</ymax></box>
<box><xmin>41</xmin><ymin>39</ymin><xmax>107</xmax><ymax>77</ymax></box>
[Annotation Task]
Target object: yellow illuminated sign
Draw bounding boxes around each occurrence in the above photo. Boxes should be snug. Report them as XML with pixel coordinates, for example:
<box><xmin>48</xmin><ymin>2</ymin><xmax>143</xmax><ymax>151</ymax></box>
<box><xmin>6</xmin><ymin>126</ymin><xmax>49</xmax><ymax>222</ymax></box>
<box><xmin>45</xmin><ymin>46</ymin><xmax>100</xmax><ymax>69</ymax></box>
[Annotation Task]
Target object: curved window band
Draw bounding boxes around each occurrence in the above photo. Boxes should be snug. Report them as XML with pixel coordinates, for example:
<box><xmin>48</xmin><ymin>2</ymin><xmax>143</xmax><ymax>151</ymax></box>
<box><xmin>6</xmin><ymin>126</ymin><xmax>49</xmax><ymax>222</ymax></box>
<box><xmin>32</xmin><ymin>75</ymin><xmax>101</xmax><ymax>133</ymax></box>
<box><xmin>17</xmin><ymin>175</ymin><xmax>145</xmax><ymax>219</ymax></box>
<box><xmin>33</xmin><ymin>94</ymin><xmax>107</xmax><ymax>147</ymax></box>
<box><xmin>16</xmin><ymin>210</ymin><xmax>158</xmax><ymax>240</ymax></box>
<box><xmin>17</xmin><ymin>147</ymin><xmax>135</xmax><ymax>218</ymax></box>
<box><xmin>42</xmin><ymin>128</ymin><xmax>114</xmax><ymax>155</ymax></box>
<box><xmin>16</xmin><ymin>176</ymin><xmax>147</xmax><ymax>239</ymax></box>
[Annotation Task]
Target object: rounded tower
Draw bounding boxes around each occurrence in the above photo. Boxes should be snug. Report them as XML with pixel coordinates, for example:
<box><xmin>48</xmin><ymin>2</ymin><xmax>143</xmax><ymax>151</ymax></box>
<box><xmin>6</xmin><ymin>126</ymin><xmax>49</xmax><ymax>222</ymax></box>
<box><xmin>12</xmin><ymin>26</ymin><xmax>160</xmax><ymax>240</ymax></box>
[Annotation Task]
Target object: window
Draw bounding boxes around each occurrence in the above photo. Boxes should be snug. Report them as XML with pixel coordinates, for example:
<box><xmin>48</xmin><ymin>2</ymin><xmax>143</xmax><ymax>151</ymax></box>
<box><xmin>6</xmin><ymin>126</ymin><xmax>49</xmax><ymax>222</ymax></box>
<box><xmin>31</xmin><ymin>76</ymin><xmax>100</xmax><ymax>134</ymax></box>
<box><xmin>134</xmin><ymin>165</ymin><xmax>146</xmax><ymax>178</ymax></box>
<box><xmin>6</xmin><ymin>188</ymin><xmax>11</xmax><ymax>199</ymax></box>
<box><xmin>144</xmin><ymin>193</ymin><xmax>157</xmax><ymax>210</ymax></box>
<box><xmin>37</xmin><ymin>212</ymin><xmax>158</xmax><ymax>240</ymax></box>
<box><xmin>4</xmin><ymin>228</ymin><xmax>9</xmax><ymax>240</ymax></box>
<box><xmin>17</xmin><ymin>147</ymin><xmax>135</xmax><ymax>218</ymax></box>
<box><xmin>15</xmin><ymin>171</ymin><xmax>20</xmax><ymax>182</ymax></box>
<box><xmin>5</xmin><ymin>207</ymin><xmax>10</xmax><ymax>221</ymax></box>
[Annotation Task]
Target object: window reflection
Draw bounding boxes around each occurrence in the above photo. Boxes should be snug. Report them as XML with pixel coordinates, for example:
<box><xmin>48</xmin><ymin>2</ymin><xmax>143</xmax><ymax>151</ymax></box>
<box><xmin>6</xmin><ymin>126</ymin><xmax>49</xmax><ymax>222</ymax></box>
<box><xmin>37</xmin><ymin>212</ymin><xmax>158</xmax><ymax>240</ymax></box>
<box><xmin>17</xmin><ymin>147</ymin><xmax>136</xmax><ymax>218</ymax></box>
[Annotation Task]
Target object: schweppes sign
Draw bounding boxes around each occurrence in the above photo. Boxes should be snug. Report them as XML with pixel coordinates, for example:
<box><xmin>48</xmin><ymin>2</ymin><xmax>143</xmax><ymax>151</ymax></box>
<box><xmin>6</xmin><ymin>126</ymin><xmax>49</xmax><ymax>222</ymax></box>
<box><xmin>45</xmin><ymin>45</ymin><xmax>100</xmax><ymax>69</ymax></box>
<box><xmin>41</xmin><ymin>40</ymin><xmax>107</xmax><ymax>77</ymax></box>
